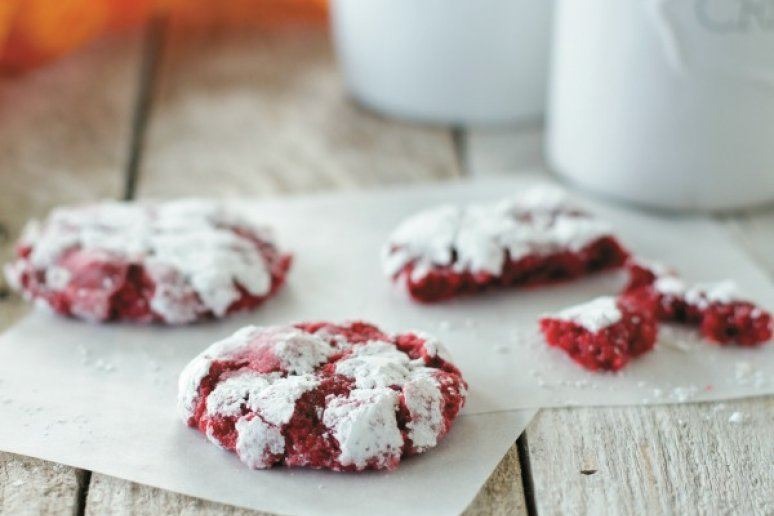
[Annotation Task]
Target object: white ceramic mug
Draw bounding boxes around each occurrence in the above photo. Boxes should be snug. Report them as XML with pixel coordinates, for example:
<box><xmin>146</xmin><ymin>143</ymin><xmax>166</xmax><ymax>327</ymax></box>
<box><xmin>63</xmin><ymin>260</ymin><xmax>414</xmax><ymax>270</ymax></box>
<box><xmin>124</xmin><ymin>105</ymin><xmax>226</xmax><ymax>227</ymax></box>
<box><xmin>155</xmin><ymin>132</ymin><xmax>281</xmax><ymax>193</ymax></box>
<box><xmin>331</xmin><ymin>0</ymin><xmax>554</xmax><ymax>125</ymax></box>
<box><xmin>547</xmin><ymin>0</ymin><xmax>774</xmax><ymax>211</ymax></box>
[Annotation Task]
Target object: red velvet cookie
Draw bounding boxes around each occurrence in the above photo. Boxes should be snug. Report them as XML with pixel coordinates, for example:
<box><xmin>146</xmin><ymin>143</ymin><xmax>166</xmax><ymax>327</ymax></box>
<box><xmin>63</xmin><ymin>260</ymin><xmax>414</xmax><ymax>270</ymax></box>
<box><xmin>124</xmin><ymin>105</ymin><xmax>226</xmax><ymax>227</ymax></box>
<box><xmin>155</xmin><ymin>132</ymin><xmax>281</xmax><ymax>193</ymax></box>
<box><xmin>178</xmin><ymin>321</ymin><xmax>467</xmax><ymax>472</ymax></box>
<box><xmin>622</xmin><ymin>261</ymin><xmax>772</xmax><ymax>346</ymax></box>
<box><xmin>4</xmin><ymin>200</ymin><xmax>291</xmax><ymax>324</ymax></box>
<box><xmin>540</xmin><ymin>296</ymin><xmax>657</xmax><ymax>371</ymax></box>
<box><xmin>382</xmin><ymin>186</ymin><xmax>629</xmax><ymax>302</ymax></box>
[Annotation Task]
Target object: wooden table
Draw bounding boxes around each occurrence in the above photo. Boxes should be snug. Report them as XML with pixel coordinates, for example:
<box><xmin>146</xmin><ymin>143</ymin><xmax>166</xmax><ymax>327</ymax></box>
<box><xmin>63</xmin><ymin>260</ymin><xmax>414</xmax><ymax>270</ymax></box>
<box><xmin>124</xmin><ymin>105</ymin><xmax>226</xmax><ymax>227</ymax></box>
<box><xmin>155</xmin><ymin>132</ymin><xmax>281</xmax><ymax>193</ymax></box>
<box><xmin>1</xmin><ymin>23</ymin><xmax>772</xmax><ymax>515</ymax></box>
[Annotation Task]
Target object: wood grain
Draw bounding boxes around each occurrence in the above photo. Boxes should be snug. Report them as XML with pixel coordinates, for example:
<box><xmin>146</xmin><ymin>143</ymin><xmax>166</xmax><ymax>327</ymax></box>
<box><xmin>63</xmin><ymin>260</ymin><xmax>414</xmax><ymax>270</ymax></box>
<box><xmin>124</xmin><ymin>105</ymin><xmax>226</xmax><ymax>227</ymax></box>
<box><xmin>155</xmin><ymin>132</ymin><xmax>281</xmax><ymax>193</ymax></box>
<box><xmin>86</xmin><ymin>453</ymin><xmax>529</xmax><ymax>516</ymax></box>
<box><xmin>0</xmin><ymin>32</ymin><xmax>143</xmax><ymax>514</ymax></box>
<box><xmin>526</xmin><ymin>398</ymin><xmax>774</xmax><ymax>516</ymax></box>
<box><xmin>467</xmin><ymin>127</ymin><xmax>774</xmax><ymax>515</ymax></box>
<box><xmin>84</xmin><ymin>24</ymin><xmax>528</xmax><ymax>515</ymax></box>
<box><xmin>136</xmin><ymin>24</ymin><xmax>459</xmax><ymax>198</ymax></box>
<box><xmin>85</xmin><ymin>474</ymin><xmax>266</xmax><ymax>516</ymax></box>
<box><xmin>0</xmin><ymin>454</ymin><xmax>87</xmax><ymax>515</ymax></box>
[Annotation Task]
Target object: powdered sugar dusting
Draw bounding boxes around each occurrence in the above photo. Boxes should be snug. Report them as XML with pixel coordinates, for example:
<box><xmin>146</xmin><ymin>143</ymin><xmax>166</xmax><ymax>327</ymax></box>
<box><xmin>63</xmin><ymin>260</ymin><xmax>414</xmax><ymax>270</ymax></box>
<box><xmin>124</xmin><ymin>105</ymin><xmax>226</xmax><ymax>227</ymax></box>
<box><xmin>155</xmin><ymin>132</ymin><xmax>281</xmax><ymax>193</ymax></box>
<box><xmin>653</xmin><ymin>276</ymin><xmax>686</xmax><ymax>296</ymax></box>
<box><xmin>235</xmin><ymin>416</ymin><xmax>285</xmax><ymax>469</ymax></box>
<box><xmin>247</xmin><ymin>374</ymin><xmax>320</xmax><ymax>426</ymax></box>
<box><xmin>403</xmin><ymin>376</ymin><xmax>444</xmax><ymax>450</ymax></box>
<box><xmin>180</xmin><ymin>326</ymin><xmax>333</xmax><ymax>423</ymax></box>
<box><xmin>553</xmin><ymin>297</ymin><xmax>622</xmax><ymax>333</ymax></box>
<box><xmin>655</xmin><ymin>277</ymin><xmax>740</xmax><ymax>309</ymax></box>
<box><xmin>383</xmin><ymin>186</ymin><xmax>614</xmax><ymax>280</ymax></box>
<box><xmin>177</xmin><ymin>325</ymin><xmax>265</xmax><ymax>421</ymax></box>
<box><xmin>685</xmin><ymin>281</ymin><xmax>739</xmax><ymax>308</ymax></box>
<box><xmin>206</xmin><ymin>371</ymin><xmax>276</xmax><ymax>418</ymax></box>
<box><xmin>335</xmin><ymin>341</ymin><xmax>411</xmax><ymax>389</ymax></box>
<box><xmin>382</xmin><ymin>204</ymin><xmax>460</xmax><ymax>279</ymax></box>
<box><xmin>414</xmin><ymin>331</ymin><xmax>453</xmax><ymax>361</ymax></box>
<box><xmin>323</xmin><ymin>388</ymin><xmax>403</xmax><ymax>470</ymax></box>
<box><xmin>272</xmin><ymin>328</ymin><xmax>334</xmax><ymax>375</ymax></box>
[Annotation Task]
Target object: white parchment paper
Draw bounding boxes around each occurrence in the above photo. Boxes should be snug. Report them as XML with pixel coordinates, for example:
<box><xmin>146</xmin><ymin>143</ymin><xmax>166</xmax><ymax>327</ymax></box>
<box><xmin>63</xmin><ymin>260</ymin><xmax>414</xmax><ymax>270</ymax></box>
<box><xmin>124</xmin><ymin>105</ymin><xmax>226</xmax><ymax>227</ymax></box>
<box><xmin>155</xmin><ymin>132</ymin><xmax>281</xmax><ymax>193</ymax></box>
<box><xmin>227</xmin><ymin>175</ymin><xmax>772</xmax><ymax>410</ymax></box>
<box><xmin>0</xmin><ymin>175</ymin><xmax>772</xmax><ymax>513</ymax></box>
<box><xmin>0</xmin><ymin>317</ymin><xmax>533</xmax><ymax>515</ymax></box>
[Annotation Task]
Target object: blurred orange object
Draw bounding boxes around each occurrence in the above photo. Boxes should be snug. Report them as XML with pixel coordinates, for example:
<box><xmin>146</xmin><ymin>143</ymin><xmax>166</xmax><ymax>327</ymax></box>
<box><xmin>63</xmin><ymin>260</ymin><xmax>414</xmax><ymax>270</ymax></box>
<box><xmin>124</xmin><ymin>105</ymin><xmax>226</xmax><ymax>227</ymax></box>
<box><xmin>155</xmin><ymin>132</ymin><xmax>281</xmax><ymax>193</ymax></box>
<box><xmin>165</xmin><ymin>0</ymin><xmax>327</xmax><ymax>28</ymax></box>
<box><xmin>0</xmin><ymin>0</ymin><xmax>327</xmax><ymax>73</ymax></box>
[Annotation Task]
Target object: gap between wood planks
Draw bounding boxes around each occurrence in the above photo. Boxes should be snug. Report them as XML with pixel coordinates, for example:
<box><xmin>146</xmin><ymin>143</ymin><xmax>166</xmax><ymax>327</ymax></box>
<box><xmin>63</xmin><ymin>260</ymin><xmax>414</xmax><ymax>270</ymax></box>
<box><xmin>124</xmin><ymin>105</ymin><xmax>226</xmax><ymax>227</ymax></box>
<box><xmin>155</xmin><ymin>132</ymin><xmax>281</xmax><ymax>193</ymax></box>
<box><xmin>123</xmin><ymin>16</ymin><xmax>167</xmax><ymax>202</ymax></box>
<box><xmin>72</xmin><ymin>17</ymin><xmax>167</xmax><ymax>516</ymax></box>
<box><xmin>453</xmin><ymin>125</ymin><xmax>539</xmax><ymax>516</ymax></box>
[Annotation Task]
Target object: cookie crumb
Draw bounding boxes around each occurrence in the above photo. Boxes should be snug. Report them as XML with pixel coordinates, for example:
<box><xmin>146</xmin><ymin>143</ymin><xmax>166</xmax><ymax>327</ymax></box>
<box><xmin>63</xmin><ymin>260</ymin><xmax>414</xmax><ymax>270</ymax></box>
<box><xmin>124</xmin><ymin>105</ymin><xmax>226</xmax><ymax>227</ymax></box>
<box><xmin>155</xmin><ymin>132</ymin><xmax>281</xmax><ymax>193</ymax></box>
<box><xmin>671</xmin><ymin>385</ymin><xmax>698</xmax><ymax>402</ymax></box>
<box><xmin>436</xmin><ymin>320</ymin><xmax>451</xmax><ymax>331</ymax></box>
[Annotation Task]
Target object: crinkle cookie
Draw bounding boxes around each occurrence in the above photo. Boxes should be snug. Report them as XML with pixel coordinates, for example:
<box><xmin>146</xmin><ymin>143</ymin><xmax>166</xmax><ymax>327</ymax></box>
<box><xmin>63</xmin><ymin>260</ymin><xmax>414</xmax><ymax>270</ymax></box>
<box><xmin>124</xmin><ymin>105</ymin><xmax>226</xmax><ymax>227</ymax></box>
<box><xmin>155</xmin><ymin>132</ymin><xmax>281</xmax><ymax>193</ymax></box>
<box><xmin>4</xmin><ymin>200</ymin><xmax>291</xmax><ymax>324</ymax></box>
<box><xmin>622</xmin><ymin>260</ymin><xmax>772</xmax><ymax>346</ymax></box>
<box><xmin>382</xmin><ymin>186</ymin><xmax>629</xmax><ymax>302</ymax></box>
<box><xmin>178</xmin><ymin>321</ymin><xmax>467</xmax><ymax>472</ymax></box>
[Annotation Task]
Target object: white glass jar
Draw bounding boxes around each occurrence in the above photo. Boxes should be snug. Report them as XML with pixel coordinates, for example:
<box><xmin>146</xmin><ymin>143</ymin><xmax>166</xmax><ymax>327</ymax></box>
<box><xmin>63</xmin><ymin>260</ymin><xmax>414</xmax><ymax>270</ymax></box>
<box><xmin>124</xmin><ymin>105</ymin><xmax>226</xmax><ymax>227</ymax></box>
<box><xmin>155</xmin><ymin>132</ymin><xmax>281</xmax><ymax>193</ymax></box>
<box><xmin>547</xmin><ymin>0</ymin><xmax>774</xmax><ymax>211</ymax></box>
<box><xmin>331</xmin><ymin>0</ymin><xmax>554</xmax><ymax>125</ymax></box>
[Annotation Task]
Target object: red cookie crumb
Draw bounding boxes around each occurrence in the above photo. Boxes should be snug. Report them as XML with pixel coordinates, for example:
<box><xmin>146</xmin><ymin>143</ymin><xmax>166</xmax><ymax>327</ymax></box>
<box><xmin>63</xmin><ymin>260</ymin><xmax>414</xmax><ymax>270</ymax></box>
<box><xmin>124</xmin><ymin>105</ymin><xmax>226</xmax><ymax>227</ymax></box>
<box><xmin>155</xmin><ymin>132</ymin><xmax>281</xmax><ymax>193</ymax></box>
<box><xmin>383</xmin><ymin>186</ymin><xmax>629</xmax><ymax>303</ymax></box>
<box><xmin>178</xmin><ymin>321</ymin><xmax>467</xmax><ymax>472</ymax></box>
<box><xmin>622</xmin><ymin>261</ymin><xmax>772</xmax><ymax>346</ymax></box>
<box><xmin>540</xmin><ymin>297</ymin><xmax>657</xmax><ymax>371</ymax></box>
<box><xmin>4</xmin><ymin>201</ymin><xmax>291</xmax><ymax>324</ymax></box>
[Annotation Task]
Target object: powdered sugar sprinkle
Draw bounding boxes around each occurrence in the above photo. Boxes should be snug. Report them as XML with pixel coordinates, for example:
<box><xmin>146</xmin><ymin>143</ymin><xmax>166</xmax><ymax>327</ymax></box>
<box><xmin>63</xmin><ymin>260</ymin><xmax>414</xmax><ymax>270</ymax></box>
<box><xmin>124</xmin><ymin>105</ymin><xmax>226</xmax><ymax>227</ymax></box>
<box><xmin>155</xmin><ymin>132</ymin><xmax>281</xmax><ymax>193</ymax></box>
<box><xmin>553</xmin><ymin>297</ymin><xmax>623</xmax><ymax>333</ymax></box>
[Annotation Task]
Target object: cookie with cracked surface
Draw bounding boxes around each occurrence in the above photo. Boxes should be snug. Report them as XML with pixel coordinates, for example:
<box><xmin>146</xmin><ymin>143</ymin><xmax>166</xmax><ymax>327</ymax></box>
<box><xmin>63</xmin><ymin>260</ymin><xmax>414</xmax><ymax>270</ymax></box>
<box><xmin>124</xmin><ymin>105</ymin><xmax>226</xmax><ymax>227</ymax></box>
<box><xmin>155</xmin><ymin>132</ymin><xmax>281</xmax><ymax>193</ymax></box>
<box><xmin>4</xmin><ymin>200</ymin><xmax>291</xmax><ymax>324</ymax></box>
<box><xmin>382</xmin><ymin>186</ymin><xmax>629</xmax><ymax>302</ymax></box>
<box><xmin>178</xmin><ymin>321</ymin><xmax>467</xmax><ymax>471</ymax></box>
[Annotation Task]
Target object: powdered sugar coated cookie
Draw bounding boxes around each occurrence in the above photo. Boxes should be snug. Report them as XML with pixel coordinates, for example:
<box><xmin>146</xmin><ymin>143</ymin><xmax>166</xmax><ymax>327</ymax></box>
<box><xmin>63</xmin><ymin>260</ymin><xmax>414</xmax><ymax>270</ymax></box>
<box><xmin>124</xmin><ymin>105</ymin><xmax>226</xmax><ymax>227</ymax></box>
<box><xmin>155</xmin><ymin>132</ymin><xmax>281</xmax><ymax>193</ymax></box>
<box><xmin>383</xmin><ymin>186</ymin><xmax>629</xmax><ymax>302</ymax></box>
<box><xmin>4</xmin><ymin>200</ymin><xmax>291</xmax><ymax>324</ymax></box>
<box><xmin>178</xmin><ymin>321</ymin><xmax>467</xmax><ymax>471</ymax></box>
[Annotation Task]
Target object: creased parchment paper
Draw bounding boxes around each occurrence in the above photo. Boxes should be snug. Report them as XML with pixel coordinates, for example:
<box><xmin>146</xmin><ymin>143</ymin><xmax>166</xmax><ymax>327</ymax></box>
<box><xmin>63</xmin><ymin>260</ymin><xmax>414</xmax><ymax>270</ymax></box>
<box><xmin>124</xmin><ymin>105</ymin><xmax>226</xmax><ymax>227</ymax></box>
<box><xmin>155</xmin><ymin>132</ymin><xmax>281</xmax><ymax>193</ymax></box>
<box><xmin>0</xmin><ymin>176</ymin><xmax>772</xmax><ymax>513</ymax></box>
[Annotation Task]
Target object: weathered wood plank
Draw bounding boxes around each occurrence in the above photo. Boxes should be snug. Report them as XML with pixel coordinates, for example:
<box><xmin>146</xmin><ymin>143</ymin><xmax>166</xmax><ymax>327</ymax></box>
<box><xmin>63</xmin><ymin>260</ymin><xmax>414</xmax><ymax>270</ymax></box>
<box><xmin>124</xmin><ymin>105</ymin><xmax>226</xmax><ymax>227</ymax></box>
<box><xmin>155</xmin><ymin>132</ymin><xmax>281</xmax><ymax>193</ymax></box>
<box><xmin>84</xmin><ymin>444</ymin><xmax>530</xmax><ymax>516</ymax></box>
<box><xmin>85</xmin><ymin>24</ymin><xmax>526</xmax><ymax>515</ymax></box>
<box><xmin>526</xmin><ymin>399</ymin><xmax>774</xmax><ymax>516</ymax></box>
<box><xmin>136</xmin><ymin>24</ymin><xmax>459</xmax><ymax>199</ymax></box>
<box><xmin>0</xmin><ymin>454</ymin><xmax>88</xmax><ymax>516</ymax></box>
<box><xmin>0</xmin><ymin>32</ymin><xmax>144</xmax><ymax>514</ymax></box>
<box><xmin>85</xmin><ymin>474</ymin><xmax>266</xmax><ymax>516</ymax></box>
<box><xmin>466</xmin><ymin>127</ymin><xmax>774</xmax><ymax>515</ymax></box>
<box><xmin>86</xmin><ymin>446</ymin><xmax>528</xmax><ymax>516</ymax></box>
